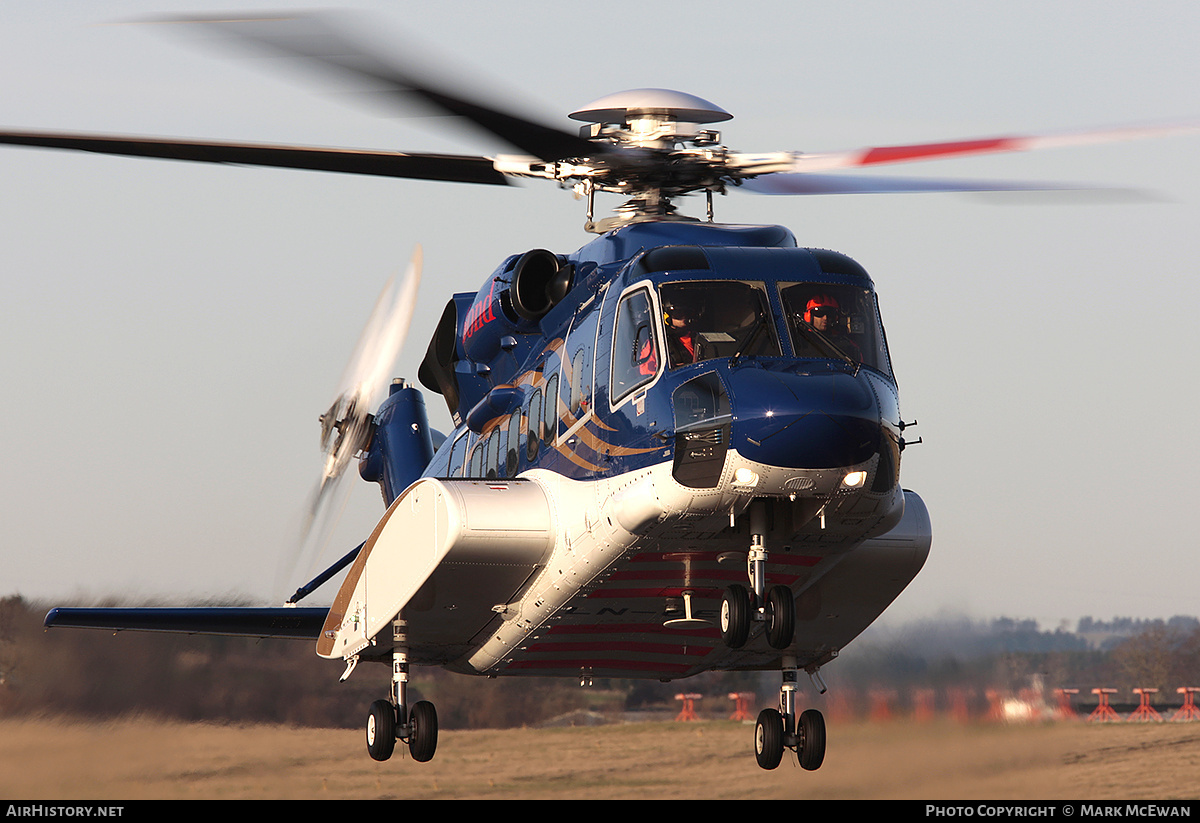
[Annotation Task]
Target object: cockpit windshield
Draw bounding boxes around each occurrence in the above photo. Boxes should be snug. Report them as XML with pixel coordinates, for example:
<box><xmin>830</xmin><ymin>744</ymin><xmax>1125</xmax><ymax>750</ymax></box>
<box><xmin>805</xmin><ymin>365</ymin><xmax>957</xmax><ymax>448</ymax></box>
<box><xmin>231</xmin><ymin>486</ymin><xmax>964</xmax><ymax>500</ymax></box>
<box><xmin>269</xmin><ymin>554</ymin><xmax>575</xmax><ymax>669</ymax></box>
<box><xmin>778</xmin><ymin>283</ymin><xmax>892</xmax><ymax>375</ymax></box>
<box><xmin>658</xmin><ymin>281</ymin><xmax>781</xmax><ymax>368</ymax></box>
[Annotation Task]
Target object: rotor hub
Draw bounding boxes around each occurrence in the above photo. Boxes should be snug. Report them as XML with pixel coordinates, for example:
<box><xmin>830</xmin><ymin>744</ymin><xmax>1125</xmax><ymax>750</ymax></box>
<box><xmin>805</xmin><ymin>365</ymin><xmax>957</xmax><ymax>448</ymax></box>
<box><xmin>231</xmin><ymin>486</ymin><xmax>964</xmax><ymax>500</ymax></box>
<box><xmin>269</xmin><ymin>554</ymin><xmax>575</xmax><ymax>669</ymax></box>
<box><xmin>569</xmin><ymin>88</ymin><xmax>732</xmax><ymax>151</ymax></box>
<box><xmin>569</xmin><ymin>88</ymin><xmax>732</xmax><ymax>125</ymax></box>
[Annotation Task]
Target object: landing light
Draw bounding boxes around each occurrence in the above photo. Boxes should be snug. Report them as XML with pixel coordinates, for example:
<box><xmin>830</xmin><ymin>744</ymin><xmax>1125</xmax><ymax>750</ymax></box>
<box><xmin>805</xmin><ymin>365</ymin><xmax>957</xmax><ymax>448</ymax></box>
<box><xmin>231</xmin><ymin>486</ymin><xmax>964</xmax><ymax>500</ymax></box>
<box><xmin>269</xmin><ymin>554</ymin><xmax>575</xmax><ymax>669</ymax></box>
<box><xmin>732</xmin><ymin>468</ymin><xmax>759</xmax><ymax>487</ymax></box>
<box><xmin>842</xmin><ymin>471</ymin><xmax>867</xmax><ymax>488</ymax></box>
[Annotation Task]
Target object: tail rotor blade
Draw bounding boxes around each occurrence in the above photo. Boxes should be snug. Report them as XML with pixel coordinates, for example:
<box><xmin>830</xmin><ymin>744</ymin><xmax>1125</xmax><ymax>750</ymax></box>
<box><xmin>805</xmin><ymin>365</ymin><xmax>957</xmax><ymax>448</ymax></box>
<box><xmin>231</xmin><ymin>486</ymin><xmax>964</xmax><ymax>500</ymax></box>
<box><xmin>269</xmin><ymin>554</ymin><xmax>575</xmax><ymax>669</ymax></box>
<box><xmin>280</xmin><ymin>246</ymin><xmax>423</xmax><ymax>596</ymax></box>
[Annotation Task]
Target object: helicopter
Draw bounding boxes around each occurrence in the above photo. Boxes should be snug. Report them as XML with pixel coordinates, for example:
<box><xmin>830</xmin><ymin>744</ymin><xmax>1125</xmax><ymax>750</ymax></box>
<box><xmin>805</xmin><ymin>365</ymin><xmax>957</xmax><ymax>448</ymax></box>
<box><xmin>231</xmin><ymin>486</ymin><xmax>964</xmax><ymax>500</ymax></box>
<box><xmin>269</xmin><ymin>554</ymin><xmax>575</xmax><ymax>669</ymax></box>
<box><xmin>7</xmin><ymin>15</ymin><xmax>1195</xmax><ymax>772</ymax></box>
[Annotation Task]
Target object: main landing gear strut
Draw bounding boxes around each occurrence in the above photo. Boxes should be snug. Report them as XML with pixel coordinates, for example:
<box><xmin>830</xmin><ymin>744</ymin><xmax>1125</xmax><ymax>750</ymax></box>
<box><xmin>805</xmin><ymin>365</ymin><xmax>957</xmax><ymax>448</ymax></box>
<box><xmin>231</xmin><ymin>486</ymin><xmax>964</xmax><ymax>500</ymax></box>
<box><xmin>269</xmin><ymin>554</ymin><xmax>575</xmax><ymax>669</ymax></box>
<box><xmin>366</xmin><ymin>618</ymin><xmax>439</xmax><ymax>763</ymax></box>
<box><xmin>719</xmin><ymin>501</ymin><xmax>795</xmax><ymax>650</ymax></box>
<box><xmin>754</xmin><ymin>658</ymin><xmax>826</xmax><ymax>771</ymax></box>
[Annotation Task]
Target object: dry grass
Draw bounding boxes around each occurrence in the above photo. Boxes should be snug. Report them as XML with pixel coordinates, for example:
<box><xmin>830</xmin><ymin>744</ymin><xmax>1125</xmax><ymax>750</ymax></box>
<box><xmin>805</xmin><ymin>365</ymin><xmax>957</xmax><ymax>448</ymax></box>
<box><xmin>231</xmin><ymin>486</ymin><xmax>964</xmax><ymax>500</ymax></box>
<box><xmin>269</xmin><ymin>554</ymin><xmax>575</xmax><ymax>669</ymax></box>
<box><xmin>2</xmin><ymin>716</ymin><xmax>1198</xmax><ymax>800</ymax></box>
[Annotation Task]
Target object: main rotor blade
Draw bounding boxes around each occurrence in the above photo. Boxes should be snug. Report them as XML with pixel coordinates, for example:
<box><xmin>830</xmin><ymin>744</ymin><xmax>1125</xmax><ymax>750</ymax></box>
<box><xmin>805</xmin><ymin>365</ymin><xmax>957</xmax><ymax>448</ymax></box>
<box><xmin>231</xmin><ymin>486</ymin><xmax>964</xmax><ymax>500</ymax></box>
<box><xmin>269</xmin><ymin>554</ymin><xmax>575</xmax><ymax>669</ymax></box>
<box><xmin>169</xmin><ymin>13</ymin><xmax>600</xmax><ymax>163</ymax></box>
<box><xmin>737</xmin><ymin>172</ymin><xmax>1112</xmax><ymax>195</ymax></box>
<box><xmin>0</xmin><ymin>130</ymin><xmax>508</xmax><ymax>185</ymax></box>
<box><xmin>789</xmin><ymin>121</ymin><xmax>1200</xmax><ymax>173</ymax></box>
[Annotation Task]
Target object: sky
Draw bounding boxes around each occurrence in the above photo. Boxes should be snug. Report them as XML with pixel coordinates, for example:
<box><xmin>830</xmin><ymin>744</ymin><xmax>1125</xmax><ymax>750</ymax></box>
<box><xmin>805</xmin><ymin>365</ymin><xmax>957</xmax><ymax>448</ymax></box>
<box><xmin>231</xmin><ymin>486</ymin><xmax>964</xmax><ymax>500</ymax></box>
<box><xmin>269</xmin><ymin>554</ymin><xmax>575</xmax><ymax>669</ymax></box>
<box><xmin>2</xmin><ymin>0</ymin><xmax>1199</xmax><ymax>630</ymax></box>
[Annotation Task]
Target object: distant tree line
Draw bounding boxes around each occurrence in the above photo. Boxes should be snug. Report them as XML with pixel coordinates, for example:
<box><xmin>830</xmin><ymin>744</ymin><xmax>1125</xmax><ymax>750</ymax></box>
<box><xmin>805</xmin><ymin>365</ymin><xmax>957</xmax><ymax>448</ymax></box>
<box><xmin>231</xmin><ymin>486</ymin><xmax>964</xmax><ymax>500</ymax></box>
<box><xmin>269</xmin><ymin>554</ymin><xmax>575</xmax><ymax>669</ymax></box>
<box><xmin>824</xmin><ymin>614</ymin><xmax>1200</xmax><ymax>711</ymax></box>
<box><xmin>0</xmin><ymin>596</ymin><xmax>760</xmax><ymax>728</ymax></box>
<box><xmin>3</xmin><ymin>596</ymin><xmax>1199</xmax><ymax>727</ymax></box>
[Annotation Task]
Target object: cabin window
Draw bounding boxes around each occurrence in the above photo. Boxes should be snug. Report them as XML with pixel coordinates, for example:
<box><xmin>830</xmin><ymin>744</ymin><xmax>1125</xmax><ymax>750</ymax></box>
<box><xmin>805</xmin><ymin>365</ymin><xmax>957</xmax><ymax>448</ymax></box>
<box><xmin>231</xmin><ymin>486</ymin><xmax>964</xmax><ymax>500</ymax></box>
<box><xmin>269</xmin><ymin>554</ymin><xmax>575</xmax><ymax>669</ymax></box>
<box><xmin>505</xmin><ymin>410</ymin><xmax>521</xmax><ymax>476</ymax></box>
<box><xmin>569</xmin><ymin>349</ymin><xmax>591</xmax><ymax>418</ymax></box>
<box><xmin>526</xmin><ymin>388</ymin><xmax>543</xmax><ymax>462</ymax></box>
<box><xmin>657</xmin><ymin>281</ymin><xmax>780</xmax><ymax>368</ymax></box>
<box><xmin>468</xmin><ymin>437</ymin><xmax>484</xmax><ymax>478</ymax></box>
<box><xmin>543</xmin><ymin>374</ymin><xmax>559</xmax><ymax>446</ymax></box>
<box><xmin>611</xmin><ymin>288</ymin><xmax>659</xmax><ymax>402</ymax></box>
<box><xmin>447</xmin><ymin>431</ymin><xmax>469</xmax><ymax>477</ymax></box>
<box><xmin>778</xmin><ymin>283</ymin><xmax>893</xmax><ymax>376</ymax></box>
<box><xmin>485</xmin><ymin>430</ymin><xmax>500</xmax><ymax>479</ymax></box>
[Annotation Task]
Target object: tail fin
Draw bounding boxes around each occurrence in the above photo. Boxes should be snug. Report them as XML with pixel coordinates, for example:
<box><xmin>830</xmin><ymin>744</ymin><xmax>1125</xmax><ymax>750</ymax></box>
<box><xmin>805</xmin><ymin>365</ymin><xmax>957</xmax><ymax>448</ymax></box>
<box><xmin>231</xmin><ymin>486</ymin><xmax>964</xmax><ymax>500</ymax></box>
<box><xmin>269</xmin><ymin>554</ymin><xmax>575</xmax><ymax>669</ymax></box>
<box><xmin>359</xmin><ymin>379</ymin><xmax>435</xmax><ymax>503</ymax></box>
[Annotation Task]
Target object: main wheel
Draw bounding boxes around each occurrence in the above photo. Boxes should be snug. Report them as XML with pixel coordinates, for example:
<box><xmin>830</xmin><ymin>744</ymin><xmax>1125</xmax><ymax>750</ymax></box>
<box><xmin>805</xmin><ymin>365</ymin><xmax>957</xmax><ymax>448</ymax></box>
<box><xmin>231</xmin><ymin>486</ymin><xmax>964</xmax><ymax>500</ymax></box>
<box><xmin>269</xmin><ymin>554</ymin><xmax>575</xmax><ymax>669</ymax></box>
<box><xmin>720</xmin><ymin>585</ymin><xmax>751</xmax><ymax>649</ymax></box>
<box><xmin>797</xmin><ymin>708</ymin><xmax>826</xmax><ymax>771</ymax></box>
<box><xmin>754</xmin><ymin>708</ymin><xmax>785</xmax><ymax>770</ymax></box>
<box><xmin>366</xmin><ymin>699</ymin><xmax>397</xmax><ymax>762</ymax></box>
<box><xmin>408</xmin><ymin>700</ymin><xmax>438</xmax><ymax>763</ymax></box>
<box><xmin>765</xmin><ymin>585</ymin><xmax>796</xmax><ymax>650</ymax></box>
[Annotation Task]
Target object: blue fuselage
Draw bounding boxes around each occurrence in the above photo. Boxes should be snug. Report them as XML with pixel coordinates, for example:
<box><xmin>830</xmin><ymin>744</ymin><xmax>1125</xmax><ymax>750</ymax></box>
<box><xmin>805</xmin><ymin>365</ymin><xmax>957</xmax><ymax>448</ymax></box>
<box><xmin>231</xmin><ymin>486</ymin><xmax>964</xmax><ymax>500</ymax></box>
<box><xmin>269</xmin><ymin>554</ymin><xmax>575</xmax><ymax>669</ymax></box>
<box><xmin>367</xmin><ymin>222</ymin><xmax>903</xmax><ymax>502</ymax></box>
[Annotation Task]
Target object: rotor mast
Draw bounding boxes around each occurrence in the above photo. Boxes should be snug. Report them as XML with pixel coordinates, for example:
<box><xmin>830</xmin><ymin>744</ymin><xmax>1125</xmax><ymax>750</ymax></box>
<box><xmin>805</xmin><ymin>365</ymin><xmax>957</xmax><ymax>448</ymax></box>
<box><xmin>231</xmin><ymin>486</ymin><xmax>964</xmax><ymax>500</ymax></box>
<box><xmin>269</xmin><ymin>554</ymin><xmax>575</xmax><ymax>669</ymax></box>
<box><xmin>569</xmin><ymin>89</ymin><xmax>733</xmax><ymax>232</ymax></box>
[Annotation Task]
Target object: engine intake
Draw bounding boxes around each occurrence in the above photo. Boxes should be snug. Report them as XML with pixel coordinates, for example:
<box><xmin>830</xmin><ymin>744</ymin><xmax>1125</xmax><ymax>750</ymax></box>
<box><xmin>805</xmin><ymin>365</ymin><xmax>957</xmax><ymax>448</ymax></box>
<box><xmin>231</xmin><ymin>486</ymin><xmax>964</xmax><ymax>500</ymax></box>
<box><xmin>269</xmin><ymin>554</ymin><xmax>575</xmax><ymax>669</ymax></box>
<box><xmin>511</xmin><ymin>249</ymin><xmax>574</xmax><ymax>321</ymax></box>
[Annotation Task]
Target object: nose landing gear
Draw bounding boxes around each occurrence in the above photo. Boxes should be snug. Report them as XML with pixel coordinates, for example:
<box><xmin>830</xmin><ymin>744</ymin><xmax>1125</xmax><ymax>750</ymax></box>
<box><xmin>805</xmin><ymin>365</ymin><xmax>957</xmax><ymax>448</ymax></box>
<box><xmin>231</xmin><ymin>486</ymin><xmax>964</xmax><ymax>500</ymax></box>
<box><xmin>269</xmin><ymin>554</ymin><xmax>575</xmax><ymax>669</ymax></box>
<box><xmin>720</xmin><ymin>583</ymin><xmax>794</xmax><ymax>649</ymax></box>
<box><xmin>719</xmin><ymin>501</ymin><xmax>796</xmax><ymax>650</ymax></box>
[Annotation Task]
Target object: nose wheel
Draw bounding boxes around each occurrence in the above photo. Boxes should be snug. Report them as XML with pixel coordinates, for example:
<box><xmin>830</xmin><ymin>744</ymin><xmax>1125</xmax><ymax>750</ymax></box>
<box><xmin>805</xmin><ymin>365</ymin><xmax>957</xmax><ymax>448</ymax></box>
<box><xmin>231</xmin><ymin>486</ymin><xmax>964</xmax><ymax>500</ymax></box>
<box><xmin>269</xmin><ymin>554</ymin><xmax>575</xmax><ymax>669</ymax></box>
<box><xmin>720</xmin><ymin>585</ymin><xmax>751</xmax><ymax>648</ymax></box>
<box><xmin>720</xmin><ymin>501</ymin><xmax>796</xmax><ymax>650</ymax></box>
<box><xmin>720</xmin><ymin>583</ymin><xmax>794</xmax><ymax>649</ymax></box>
<box><xmin>765</xmin><ymin>584</ymin><xmax>796</xmax><ymax>649</ymax></box>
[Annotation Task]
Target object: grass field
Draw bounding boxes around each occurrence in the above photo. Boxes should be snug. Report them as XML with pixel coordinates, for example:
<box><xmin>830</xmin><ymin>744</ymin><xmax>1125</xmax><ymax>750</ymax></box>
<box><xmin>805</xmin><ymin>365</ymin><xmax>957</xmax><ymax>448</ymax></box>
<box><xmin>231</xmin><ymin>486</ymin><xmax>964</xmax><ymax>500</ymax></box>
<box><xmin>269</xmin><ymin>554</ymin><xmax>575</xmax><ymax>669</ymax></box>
<box><xmin>2</xmin><ymin>716</ymin><xmax>1198</xmax><ymax>800</ymax></box>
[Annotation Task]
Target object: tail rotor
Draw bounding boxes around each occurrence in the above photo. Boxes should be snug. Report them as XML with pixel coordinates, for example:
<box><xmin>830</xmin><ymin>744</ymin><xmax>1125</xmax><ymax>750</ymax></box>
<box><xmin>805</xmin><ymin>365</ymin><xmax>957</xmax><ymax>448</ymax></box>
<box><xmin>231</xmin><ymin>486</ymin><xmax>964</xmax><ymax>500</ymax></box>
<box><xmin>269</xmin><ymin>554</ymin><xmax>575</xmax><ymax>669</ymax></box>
<box><xmin>280</xmin><ymin>246</ymin><xmax>423</xmax><ymax>597</ymax></box>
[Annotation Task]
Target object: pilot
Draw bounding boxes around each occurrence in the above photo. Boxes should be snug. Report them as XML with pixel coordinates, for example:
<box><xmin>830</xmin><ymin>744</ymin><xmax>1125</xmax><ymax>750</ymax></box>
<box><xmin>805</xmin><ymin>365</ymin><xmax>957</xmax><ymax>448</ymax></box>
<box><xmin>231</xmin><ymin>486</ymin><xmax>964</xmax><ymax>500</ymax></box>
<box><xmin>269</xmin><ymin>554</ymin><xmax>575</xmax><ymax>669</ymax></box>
<box><xmin>662</xmin><ymin>293</ymin><xmax>700</xmax><ymax>366</ymax></box>
<box><xmin>637</xmin><ymin>328</ymin><xmax>658</xmax><ymax>376</ymax></box>
<box><xmin>804</xmin><ymin>294</ymin><xmax>861</xmax><ymax>361</ymax></box>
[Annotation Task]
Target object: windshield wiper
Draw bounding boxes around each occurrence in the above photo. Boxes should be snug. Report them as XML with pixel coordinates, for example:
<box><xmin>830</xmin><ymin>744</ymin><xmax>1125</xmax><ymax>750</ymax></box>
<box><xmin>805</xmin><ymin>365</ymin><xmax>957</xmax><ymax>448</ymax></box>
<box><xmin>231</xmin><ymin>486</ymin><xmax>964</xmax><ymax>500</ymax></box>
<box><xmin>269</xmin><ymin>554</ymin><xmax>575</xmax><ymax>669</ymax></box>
<box><xmin>791</xmin><ymin>322</ymin><xmax>859</xmax><ymax>372</ymax></box>
<box><xmin>730</xmin><ymin>315</ymin><xmax>771</xmax><ymax>366</ymax></box>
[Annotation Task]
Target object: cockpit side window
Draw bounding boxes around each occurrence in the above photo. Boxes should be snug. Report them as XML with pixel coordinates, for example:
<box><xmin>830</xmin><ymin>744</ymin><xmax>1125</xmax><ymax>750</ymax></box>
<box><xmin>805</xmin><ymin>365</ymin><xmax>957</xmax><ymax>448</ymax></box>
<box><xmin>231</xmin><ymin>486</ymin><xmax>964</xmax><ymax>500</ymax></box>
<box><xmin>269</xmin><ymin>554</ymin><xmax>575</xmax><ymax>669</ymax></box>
<box><xmin>658</xmin><ymin>281</ymin><xmax>781</xmax><ymax>368</ymax></box>
<box><xmin>611</xmin><ymin>288</ymin><xmax>659</xmax><ymax>402</ymax></box>
<box><xmin>778</xmin><ymin>283</ymin><xmax>893</xmax><ymax>376</ymax></box>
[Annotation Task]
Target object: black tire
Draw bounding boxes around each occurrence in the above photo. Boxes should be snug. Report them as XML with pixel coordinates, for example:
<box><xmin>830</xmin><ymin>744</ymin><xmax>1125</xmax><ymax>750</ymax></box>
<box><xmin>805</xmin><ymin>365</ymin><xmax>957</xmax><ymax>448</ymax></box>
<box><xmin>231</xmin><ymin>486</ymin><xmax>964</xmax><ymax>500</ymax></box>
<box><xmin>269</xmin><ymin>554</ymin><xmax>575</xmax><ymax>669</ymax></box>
<box><xmin>366</xmin><ymin>699</ymin><xmax>397</xmax><ymax>762</ymax></box>
<box><xmin>754</xmin><ymin>708</ymin><xmax>785</xmax><ymax>770</ymax></box>
<box><xmin>797</xmin><ymin>708</ymin><xmax>826</xmax><ymax>771</ymax></box>
<box><xmin>766</xmin><ymin>585</ymin><xmax>796</xmax><ymax>650</ymax></box>
<box><xmin>408</xmin><ymin>700</ymin><xmax>438</xmax><ymax>763</ymax></box>
<box><xmin>720</xmin><ymin>585</ymin><xmax>751</xmax><ymax>648</ymax></box>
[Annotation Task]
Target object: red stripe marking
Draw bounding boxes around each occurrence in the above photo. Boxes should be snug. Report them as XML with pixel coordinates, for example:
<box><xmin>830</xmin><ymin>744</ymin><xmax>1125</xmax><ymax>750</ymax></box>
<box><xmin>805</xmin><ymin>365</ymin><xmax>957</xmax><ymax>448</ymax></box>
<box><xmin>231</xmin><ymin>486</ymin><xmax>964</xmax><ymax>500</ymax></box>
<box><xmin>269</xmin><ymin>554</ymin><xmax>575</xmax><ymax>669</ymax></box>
<box><xmin>526</xmin><ymin>641</ymin><xmax>713</xmax><ymax>656</ymax></box>
<box><xmin>589</xmin><ymin>583</ymin><xmax>801</xmax><ymax>599</ymax></box>
<box><xmin>627</xmin><ymin>551</ymin><xmax>728</xmax><ymax>563</ymax></box>
<box><xmin>859</xmin><ymin>137</ymin><xmax>1018</xmax><ymax>165</ymax></box>
<box><xmin>629</xmin><ymin>551</ymin><xmax>820</xmax><ymax>567</ymax></box>
<box><xmin>505</xmin><ymin>659</ymin><xmax>695</xmax><ymax>674</ymax></box>
<box><xmin>605</xmin><ymin>568</ymin><xmax>747</xmax><ymax>582</ymax></box>
<box><xmin>587</xmin><ymin>586</ymin><xmax>725</xmax><ymax>599</ymax></box>
<box><xmin>545</xmin><ymin>622</ymin><xmax>713</xmax><ymax>636</ymax></box>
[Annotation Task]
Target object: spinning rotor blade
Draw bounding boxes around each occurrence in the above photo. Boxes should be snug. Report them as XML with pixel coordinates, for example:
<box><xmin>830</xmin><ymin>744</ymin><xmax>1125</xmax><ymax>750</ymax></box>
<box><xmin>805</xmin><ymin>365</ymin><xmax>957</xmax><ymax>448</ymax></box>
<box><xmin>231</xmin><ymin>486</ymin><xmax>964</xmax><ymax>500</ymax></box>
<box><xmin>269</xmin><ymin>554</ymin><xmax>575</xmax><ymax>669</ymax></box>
<box><xmin>737</xmin><ymin>172</ymin><xmax>1111</xmax><ymax>196</ymax></box>
<box><xmin>288</xmin><ymin>247</ymin><xmax>423</xmax><ymax>589</ymax></box>
<box><xmin>0</xmin><ymin>13</ymin><xmax>599</xmax><ymax>184</ymax></box>
<box><xmin>0</xmin><ymin>130</ymin><xmax>508</xmax><ymax>185</ymax></box>
<box><xmin>167</xmin><ymin>13</ymin><xmax>600</xmax><ymax>163</ymax></box>
<box><xmin>317</xmin><ymin>245</ymin><xmax>423</xmax><ymax>498</ymax></box>
<box><xmin>784</xmin><ymin>121</ymin><xmax>1200</xmax><ymax>174</ymax></box>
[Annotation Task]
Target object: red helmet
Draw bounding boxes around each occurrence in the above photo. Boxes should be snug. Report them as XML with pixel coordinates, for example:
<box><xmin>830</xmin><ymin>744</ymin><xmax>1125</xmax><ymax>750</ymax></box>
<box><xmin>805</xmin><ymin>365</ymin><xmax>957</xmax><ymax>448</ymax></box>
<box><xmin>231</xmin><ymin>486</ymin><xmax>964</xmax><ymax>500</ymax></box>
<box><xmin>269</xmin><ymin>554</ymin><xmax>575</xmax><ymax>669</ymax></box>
<box><xmin>804</xmin><ymin>294</ymin><xmax>840</xmax><ymax>324</ymax></box>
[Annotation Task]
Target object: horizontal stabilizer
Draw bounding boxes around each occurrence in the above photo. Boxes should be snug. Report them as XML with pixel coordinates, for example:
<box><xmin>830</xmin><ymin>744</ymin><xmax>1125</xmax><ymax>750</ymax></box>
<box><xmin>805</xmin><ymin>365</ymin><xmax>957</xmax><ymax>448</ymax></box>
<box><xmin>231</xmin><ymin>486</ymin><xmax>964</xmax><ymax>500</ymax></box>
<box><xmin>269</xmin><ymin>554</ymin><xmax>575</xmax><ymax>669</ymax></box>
<box><xmin>318</xmin><ymin>477</ymin><xmax>556</xmax><ymax>661</ymax></box>
<box><xmin>43</xmin><ymin>606</ymin><xmax>328</xmax><ymax>639</ymax></box>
